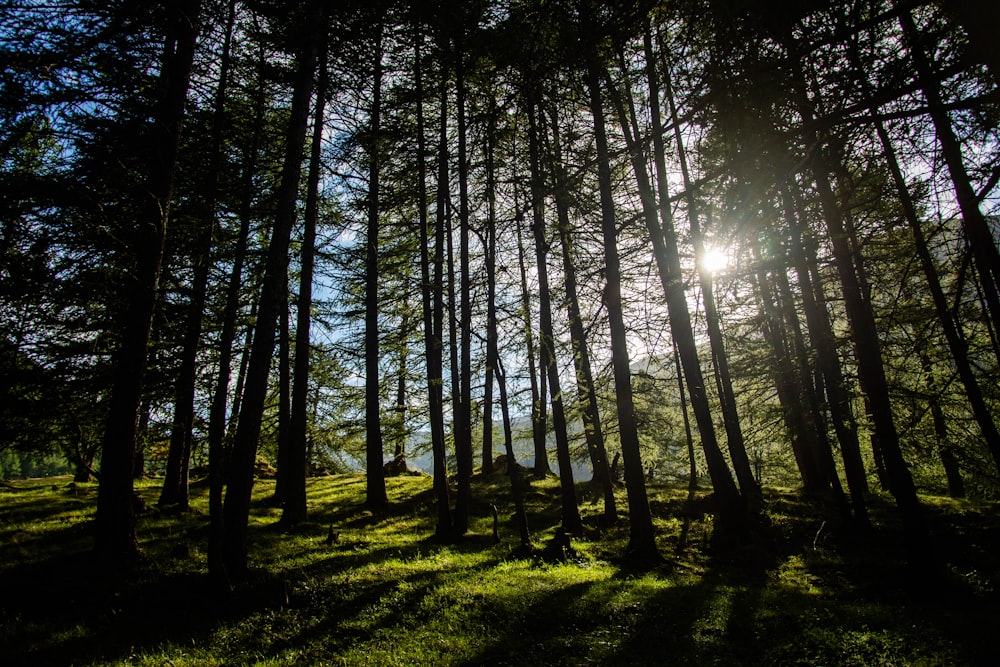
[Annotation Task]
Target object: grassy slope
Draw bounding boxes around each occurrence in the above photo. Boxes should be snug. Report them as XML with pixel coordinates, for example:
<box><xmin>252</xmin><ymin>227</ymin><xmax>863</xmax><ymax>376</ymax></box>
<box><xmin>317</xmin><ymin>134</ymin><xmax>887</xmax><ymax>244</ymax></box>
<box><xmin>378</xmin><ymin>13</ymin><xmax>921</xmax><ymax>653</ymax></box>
<box><xmin>1</xmin><ymin>472</ymin><xmax>998</xmax><ymax>666</ymax></box>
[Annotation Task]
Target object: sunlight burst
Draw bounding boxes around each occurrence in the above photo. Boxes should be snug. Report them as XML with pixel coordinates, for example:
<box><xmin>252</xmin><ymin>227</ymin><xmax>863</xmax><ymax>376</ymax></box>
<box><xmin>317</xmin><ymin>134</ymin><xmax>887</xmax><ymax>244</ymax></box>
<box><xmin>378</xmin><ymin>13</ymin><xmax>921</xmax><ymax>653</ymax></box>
<box><xmin>700</xmin><ymin>246</ymin><xmax>729</xmax><ymax>276</ymax></box>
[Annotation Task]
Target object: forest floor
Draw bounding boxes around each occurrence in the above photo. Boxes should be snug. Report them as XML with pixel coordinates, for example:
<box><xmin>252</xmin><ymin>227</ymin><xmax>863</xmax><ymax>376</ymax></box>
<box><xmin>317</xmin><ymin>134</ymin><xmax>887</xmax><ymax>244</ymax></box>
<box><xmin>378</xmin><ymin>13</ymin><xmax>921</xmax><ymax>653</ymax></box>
<box><xmin>1</xmin><ymin>471</ymin><xmax>998</xmax><ymax>666</ymax></box>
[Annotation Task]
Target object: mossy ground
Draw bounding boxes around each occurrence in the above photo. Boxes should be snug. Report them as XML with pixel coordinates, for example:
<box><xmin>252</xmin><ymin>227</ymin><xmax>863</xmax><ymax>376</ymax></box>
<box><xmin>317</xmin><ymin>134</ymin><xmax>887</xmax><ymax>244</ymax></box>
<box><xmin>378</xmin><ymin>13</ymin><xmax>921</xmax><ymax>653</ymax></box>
<box><xmin>1</xmin><ymin>473</ymin><xmax>997</xmax><ymax>665</ymax></box>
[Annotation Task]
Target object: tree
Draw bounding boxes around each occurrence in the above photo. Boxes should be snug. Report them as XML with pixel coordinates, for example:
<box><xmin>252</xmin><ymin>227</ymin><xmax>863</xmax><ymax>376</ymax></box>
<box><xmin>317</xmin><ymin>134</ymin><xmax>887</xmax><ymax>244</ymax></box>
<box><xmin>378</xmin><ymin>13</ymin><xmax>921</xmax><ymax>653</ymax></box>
<box><xmin>222</xmin><ymin>1</ymin><xmax>322</xmax><ymax>578</ymax></box>
<box><xmin>527</xmin><ymin>95</ymin><xmax>583</xmax><ymax>535</ymax></box>
<box><xmin>95</xmin><ymin>0</ymin><xmax>203</xmax><ymax>561</ymax></box>
<box><xmin>365</xmin><ymin>21</ymin><xmax>389</xmax><ymax>508</ymax></box>
<box><xmin>580</xmin><ymin>2</ymin><xmax>658</xmax><ymax>560</ymax></box>
<box><xmin>284</xmin><ymin>35</ymin><xmax>331</xmax><ymax>526</ymax></box>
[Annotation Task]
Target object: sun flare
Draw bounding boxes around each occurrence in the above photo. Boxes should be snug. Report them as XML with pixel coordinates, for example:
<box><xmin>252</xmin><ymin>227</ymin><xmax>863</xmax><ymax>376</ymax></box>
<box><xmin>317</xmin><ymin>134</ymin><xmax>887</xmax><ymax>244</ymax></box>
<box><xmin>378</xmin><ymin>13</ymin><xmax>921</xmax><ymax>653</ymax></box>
<box><xmin>700</xmin><ymin>246</ymin><xmax>729</xmax><ymax>275</ymax></box>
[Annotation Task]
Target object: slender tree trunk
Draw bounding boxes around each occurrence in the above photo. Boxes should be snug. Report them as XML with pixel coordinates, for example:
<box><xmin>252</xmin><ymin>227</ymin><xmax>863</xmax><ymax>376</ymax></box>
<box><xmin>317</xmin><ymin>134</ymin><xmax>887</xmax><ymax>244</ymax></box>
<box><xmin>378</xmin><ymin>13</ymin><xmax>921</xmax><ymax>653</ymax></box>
<box><xmin>624</xmin><ymin>24</ymin><xmax>743</xmax><ymax>525</ymax></box>
<box><xmin>284</xmin><ymin>39</ymin><xmax>329</xmax><ymax>526</ymax></box>
<box><xmin>846</xmin><ymin>29</ymin><xmax>1000</xmax><ymax>474</ymax></box>
<box><xmin>516</xmin><ymin>213</ymin><xmax>549</xmax><ymax>478</ymax></box>
<box><xmin>773</xmin><ymin>264</ymin><xmax>852</xmax><ymax>519</ymax></box>
<box><xmin>453</xmin><ymin>33</ymin><xmax>474</xmax><ymax>535</ymax></box>
<box><xmin>497</xmin><ymin>357</ymin><xmax>531</xmax><ymax>549</ymax></box>
<box><xmin>920</xmin><ymin>352</ymin><xmax>966</xmax><ymax>498</ymax></box>
<box><xmin>447</xmin><ymin>197</ymin><xmax>461</xmax><ymax>487</ymax></box>
<box><xmin>673</xmin><ymin>339</ymin><xmax>698</xmax><ymax>492</ymax></box>
<box><xmin>208</xmin><ymin>27</ymin><xmax>268</xmax><ymax>587</ymax></box>
<box><xmin>420</xmin><ymin>30</ymin><xmax>451</xmax><ymax>538</ymax></box>
<box><xmin>365</xmin><ymin>26</ymin><xmax>388</xmax><ymax>508</ymax></box>
<box><xmin>482</xmin><ymin>93</ymin><xmax>498</xmax><ymax>477</ymax></box>
<box><xmin>159</xmin><ymin>0</ymin><xmax>236</xmax><ymax>510</ymax></box>
<box><xmin>273</xmin><ymin>284</ymin><xmax>291</xmax><ymax>504</ymax></box>
<box><xmin>222</xmin><ymin>15</ymin><xmax>320</xmax><ymax>578</ymax></box>
<box><xmin>544</xmin><ymin>107</ymin><xmax>615</xmax><ymax>523</ymax></box>
<box><xmin>392</xmin><ymin>292</ymin><xmax>410</xmax><ymax>465</ymax></box>
<box><xmin>95</xmin><ymin>0</ymin><xmax>202</xmax><ymax>561</ymax></box>
<box><xmin>752</xmin><ymin>249</ymin><xmax>824</xmax><ymax>491</ymax></box>
<box><xmin>661</xmin><ymin>58</ymin><xmax>758</xmax><ymax>505</ymax></box>
<box><xmin>527</xmin><ymin>98</ymin><xmax>583</xmax><ymax>534</ymax></box>
<box><xmin>582</xmin><ymin>25</ymin><xmax>658</xmax><ymax>559</ymax></box>
<box><xmin>782</xmin><ymin>184</ymin><xmax>871</xmax><ymax>525</ymax></box>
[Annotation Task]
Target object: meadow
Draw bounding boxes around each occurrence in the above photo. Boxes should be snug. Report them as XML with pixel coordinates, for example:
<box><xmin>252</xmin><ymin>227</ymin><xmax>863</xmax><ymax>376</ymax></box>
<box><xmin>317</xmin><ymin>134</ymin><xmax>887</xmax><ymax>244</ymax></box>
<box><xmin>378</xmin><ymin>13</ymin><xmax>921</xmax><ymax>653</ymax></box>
<box><xmin>2</xmin><ymin>472</ymin><xmax>998</xmax><ymax>665</ymax></box>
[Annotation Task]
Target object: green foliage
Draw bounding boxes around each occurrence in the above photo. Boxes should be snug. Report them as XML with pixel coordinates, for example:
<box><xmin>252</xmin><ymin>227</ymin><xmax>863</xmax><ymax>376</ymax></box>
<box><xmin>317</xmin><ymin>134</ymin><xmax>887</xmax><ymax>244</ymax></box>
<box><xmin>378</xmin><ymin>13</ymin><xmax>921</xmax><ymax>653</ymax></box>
<box><xmin>2</xmin><ymin>474</ymin><xmax>998</xmax><ymax>665</ymax></box>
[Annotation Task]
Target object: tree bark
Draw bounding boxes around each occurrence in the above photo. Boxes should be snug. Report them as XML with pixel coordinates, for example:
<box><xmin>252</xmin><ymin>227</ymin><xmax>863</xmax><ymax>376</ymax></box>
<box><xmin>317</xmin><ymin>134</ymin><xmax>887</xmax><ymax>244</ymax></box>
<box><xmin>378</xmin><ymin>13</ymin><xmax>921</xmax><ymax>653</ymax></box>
<box><xmin>782</xmin><ymin>183</ymin><xmax>871</xmax><ymax>524</ymax></box>
<box><xmin>660</xmin><ymin>53</ymin><xmax>759</xmax><ymax>507</ymax></box>
<box><xmin>789</xmin><ymin>63</ymin><xmax>928</xmax><ymax>557</ymax></box>
<box><xmin>899</xmin><ymin>8</ymin><xmax>1000</xmax><ymax>346</ymax></box>
<box><xmin>516</xmin><ymin>213</ymin><xmax>550</xmax><ymax>478</ymax></box>
<box><xmin>482</xmin><ymin>88</ymin><xmax>498</xmax><ymax>477</ymax></box>
<box><xmin>620</xmin><ymin>23</ymin><xmax>743</xmax><ymax>526</ymax></box>
<box><xmin>159</xmin><ymin>0</ymin><xmax>236</xmax><ymax>511</ymax></box>
<box><xmin>846</xmin><ymin>27</ymin><xmax>1000</xmax><ymax>475</ymax></box>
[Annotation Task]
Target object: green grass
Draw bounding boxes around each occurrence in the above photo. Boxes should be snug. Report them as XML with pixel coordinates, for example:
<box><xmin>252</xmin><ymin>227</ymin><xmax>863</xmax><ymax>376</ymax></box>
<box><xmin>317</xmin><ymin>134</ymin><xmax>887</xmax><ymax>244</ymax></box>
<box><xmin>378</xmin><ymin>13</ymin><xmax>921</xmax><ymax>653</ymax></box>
<box><xmin>1</xmin><ymin>473</ymin><xmax>998</xmax><ymax>665</ymax></box>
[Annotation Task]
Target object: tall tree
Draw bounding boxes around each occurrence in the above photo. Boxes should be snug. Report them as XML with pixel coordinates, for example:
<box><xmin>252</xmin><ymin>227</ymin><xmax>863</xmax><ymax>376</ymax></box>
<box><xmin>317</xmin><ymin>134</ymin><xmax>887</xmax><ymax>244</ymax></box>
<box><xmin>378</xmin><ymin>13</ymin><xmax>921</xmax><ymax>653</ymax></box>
<box><xmin>581</xmin><ymin>4</ymin><xmax>658</xmax><ymax>559</ymax></box>
<box><xmin>365</xmin><ymin>22</ymin><xmax>388</xmax><ymax>508</ymax></box>
<box><xmin>222</xmin><ymin>3</ymin><xmax>322</xmax><ymax>578</ymax></box>
<box><xmin>658</xmin><ymin>46</ymin><xmax>759</xmax><ymax>507</ymax></box>
<box><xmin>544</xmin><ymin>104</ymin><xmax>616</xmax><ymax>523</ymax></box>
<box><xmin>284</xmin><ymin>36</ymin><xmax>330</xmax><ymax>526</ymax></box>
<box><xmin>451</xmin><ymin>20</ymin><xmax>474</xmax><ymax>534</ymax></box>
<box><xmin>617</xmin><ymin>18</ymin><xmax>743</xmax><ymax>527</ymax></box>
<box><xmin>527</xmin><ymin>96</ymin><xmax>583</xmax><ymax>535</ymax></box>
<box><xmin>414</xmin><ymin>24</ymin><xmax>451</xmax><ymax>538</ymax></box>
<box><xmin>95</xmin><ymin>0</ymin><xmax>203</xmax><ymax>561</ymax></box>
<box><xmin>786</xmin><ymin>45</ymin><xmax>929</xmax><ymax>559</ymax></box>
<box><xmin>159</xmin><ymin>1</ymin><xmax>238</xmax><ymax>510</ymax></box>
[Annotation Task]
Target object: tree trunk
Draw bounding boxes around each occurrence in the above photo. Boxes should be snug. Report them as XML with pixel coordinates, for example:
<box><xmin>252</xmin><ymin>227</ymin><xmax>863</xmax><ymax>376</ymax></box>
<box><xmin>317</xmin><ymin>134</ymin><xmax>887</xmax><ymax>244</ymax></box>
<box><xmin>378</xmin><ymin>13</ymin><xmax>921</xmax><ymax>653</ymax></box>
<box><xmin>453</xmin><ymin>33</ymin><xmax>473</xmax><ymax>535</ymax></box>
<box><xmin>920</xmin><ymin>352</ymin><xmax>966</xmax><ymax>498</ymax></box>
<box><xmin>752</xmin><ymin>250</ymin><xmax>825</xmax><ymax>492</ymax></box>
<box><xmin>789</xmin><ymin>64</ymin><xmax>928</xmax><ymax>557</ymax></box>
<box><xmin>773</xmin><ymin>264</ymin><xmax>852</xmax><ymax>520</ymax></box>
<box><xmin>417</xmin><ymin>28</ymin><xmax>451</xmax><ymax>538</ymax></box>
<box><xmin>661</xmin><ymin>56</ymin><xmax>759</xmax><ymax>506</ymax></box>
<box><xmin>207</xmin><ymin>19</ymin><xmax>268</xmax><ymax>589</ymax></box>
<box><xmin>673</xmin><ymin>339</ymin><xmax>698</xmax><ymax>493</ymax></box>
<box><xmin>159</xmin><ymin>0</ymin><xmax>235</xmax><ymax>511</ymax></box>
<box><xmin>95</xmin><ymin>0</ymin><xmax>202</xmax><ymax>562</ymax></box>
<box><xmin>544</xmin><ymin>104</ymin><xmax>615</xmax><ymax>524</ymax></box>
<box><xmin>846</xmin><ymin>28</ymin><xmax>1000</xmax><ymax>475</ymax></box>
<box><xmin>899</xmin><ymin>8</ymin><xmax>1000</xmax><ymax>343</ymax></box>
<box><xmin>516</xmin><ymin>213</ymin><xmax>550</xmax><ymax>478</ymax></box>
<box><xmin>782</xmin><ymin>184</ymin><xmax>871</xmax><ymax>526</ymax></box>
<box><xmin>626</xmin><ymin>24</ymin><xmax>743</xmax><ymax>526</ymax></box>
<box><xmin>497</xmin><ymin>353</ymin><xmax>531</xmax><ymax>549</ymax></box>
<box><xmin>527</xmin><ymin>97</ymin><xmax>583</xmax><ymax>535</ymax></box>
<box><xmin>365</xmin><ymin>25</ymin><xmax>388</xmax><ymax>508</ymax></box>
<box><xmin>221</xmin><ymin>13</ymin><xmax>319</xmax><ymax>578</ymax></box>
<box><xmin>284</xmin><ymin>38</ymin><xmax>329</xmax><ymax>527</ymax></box>
<box><xmin>482</xmin><ymin>89</ymin><xmax>498</xmax><ymax>477</ymax></box>
<box><xmin>582</xmin><ymin>25</ymin><xmax>658</xmax><ymax>560</ymax></box>
<box><xmin>273</xmin><ymin>281</ymin><xmax>291</xmax><ymax>504</ymax></box>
